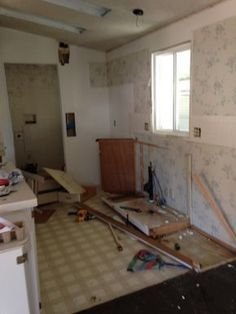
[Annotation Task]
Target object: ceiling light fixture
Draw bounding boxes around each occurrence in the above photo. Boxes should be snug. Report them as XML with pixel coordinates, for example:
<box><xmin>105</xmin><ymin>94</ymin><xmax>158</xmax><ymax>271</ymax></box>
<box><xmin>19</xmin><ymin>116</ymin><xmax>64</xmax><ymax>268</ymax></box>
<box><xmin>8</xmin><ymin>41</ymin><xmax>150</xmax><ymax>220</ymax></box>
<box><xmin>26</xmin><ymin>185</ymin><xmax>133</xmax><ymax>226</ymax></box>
<box><xmin>0</xmin><ymin>7</ymin><xmax>86</xmax><ymax>34</ymax></box>
<box><xmin>132</xmin><ymin>8</ymin><xmax>144</xmax><ymax>27</ymax></box>
<box><xmin>41</xmin><ymin>0</ymin><xmax>111</xmax><ymax>18</ymax></box>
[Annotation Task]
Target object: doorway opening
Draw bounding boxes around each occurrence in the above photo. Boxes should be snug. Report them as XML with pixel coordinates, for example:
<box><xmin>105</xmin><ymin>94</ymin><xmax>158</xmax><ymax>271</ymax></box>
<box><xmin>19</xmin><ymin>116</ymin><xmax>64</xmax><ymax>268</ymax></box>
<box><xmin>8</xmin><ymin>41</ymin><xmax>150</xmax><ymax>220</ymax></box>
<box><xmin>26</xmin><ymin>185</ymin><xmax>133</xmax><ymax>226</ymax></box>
<box><xmin>4</xmin><ymin>63</ymin><xmax>64</xmax><ymax>173</ymax></box>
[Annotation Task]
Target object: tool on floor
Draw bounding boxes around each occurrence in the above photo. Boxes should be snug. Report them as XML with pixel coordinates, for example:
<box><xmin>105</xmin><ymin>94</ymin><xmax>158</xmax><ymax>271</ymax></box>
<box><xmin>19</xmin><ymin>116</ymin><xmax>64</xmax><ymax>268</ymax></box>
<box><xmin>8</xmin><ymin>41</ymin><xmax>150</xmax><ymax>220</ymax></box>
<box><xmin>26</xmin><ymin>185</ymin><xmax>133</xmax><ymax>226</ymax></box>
<box><xmin>108</xmin><ymin>223</ymin><xmax>123</xmax><ymax>251</ymax></box>
<box><xmin>127</xmin><ymin>249</ymin><xmax>187</xmax><ymax>272</ymax></box>
<box><xmin>75</xmin><ymin>208</ymin><xmax>95</xmax><ymax>223</ymax></box>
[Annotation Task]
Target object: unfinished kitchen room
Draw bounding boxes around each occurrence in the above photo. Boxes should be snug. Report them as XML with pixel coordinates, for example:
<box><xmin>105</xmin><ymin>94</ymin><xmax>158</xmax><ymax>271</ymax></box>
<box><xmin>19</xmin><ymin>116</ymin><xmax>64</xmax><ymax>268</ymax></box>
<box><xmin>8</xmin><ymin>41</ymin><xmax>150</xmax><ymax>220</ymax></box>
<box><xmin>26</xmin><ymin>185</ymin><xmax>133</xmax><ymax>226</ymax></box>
<box><xmin>0</xmin><ymin>0</ymin><xmax>236</xmax><ymax>313</ymax></box>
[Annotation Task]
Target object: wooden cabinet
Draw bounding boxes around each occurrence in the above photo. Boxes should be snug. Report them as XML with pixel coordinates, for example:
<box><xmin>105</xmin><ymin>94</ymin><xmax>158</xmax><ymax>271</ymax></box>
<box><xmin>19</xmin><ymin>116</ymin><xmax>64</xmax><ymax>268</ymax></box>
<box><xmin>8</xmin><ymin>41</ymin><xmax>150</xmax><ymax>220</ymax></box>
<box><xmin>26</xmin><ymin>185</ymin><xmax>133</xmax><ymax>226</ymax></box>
<box><xmin>97</xmin><ymin>138</ymin><xmax>136</xmax><ymax>193</ymax></box>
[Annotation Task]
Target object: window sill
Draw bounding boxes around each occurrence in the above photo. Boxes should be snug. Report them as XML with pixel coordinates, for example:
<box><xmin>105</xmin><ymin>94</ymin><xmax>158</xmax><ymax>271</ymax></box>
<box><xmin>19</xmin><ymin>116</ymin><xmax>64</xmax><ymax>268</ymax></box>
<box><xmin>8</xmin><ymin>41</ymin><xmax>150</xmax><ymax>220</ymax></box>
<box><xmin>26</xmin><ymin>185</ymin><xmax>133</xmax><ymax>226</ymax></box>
<box><xmin>153</xmin><ymin>130</ymin><xmax>190</xmax><ymax>138</ymax></box>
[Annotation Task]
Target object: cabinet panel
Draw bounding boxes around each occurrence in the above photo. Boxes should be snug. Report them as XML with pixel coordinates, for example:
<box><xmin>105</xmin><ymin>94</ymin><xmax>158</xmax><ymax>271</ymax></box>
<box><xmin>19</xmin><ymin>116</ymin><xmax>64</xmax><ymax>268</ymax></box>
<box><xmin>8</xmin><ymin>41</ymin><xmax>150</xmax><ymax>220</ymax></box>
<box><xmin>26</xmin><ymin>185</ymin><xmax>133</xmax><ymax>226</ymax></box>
<box><xmin>98</xmin><ymin>139</ymin><xmax>136</xmax><ymax>193</ymax></box>
<box><xmin>0</xmin><ymin>245</ymin><xmax>30</xmax><ymax>314</ymax></box>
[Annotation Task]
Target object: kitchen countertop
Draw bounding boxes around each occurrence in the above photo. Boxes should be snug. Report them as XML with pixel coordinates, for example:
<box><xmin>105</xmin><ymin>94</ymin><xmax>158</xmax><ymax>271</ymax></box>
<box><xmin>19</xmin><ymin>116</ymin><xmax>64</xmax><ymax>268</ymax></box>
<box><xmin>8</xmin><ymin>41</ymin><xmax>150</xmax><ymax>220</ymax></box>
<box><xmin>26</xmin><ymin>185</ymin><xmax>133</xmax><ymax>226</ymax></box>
<box><xmin>0</xmin><ymin>163</ymin><xmax>37</xmax><ymax>214</ymax></box>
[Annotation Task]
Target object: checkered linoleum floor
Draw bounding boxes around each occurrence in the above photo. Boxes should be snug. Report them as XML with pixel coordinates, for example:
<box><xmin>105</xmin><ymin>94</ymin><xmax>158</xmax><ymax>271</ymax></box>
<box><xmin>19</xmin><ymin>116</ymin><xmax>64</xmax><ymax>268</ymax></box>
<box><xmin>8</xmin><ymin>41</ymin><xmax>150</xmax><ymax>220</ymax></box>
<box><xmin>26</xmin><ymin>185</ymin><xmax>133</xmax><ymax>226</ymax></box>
<box><xmin>36</xmin><ymin>203</ymin><xmax>187</xmax><ymax>314</ymax></box>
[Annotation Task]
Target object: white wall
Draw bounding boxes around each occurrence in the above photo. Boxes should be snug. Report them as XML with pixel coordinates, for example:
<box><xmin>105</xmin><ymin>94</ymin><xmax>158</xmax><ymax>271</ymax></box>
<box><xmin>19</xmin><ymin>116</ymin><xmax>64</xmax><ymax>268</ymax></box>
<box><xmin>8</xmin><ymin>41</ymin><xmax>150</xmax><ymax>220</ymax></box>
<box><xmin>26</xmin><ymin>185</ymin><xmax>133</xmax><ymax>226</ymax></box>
<box><xmin>0</xmin><ymin>28</ymin><xmax>110</xmax><ymax>185</ymax></box>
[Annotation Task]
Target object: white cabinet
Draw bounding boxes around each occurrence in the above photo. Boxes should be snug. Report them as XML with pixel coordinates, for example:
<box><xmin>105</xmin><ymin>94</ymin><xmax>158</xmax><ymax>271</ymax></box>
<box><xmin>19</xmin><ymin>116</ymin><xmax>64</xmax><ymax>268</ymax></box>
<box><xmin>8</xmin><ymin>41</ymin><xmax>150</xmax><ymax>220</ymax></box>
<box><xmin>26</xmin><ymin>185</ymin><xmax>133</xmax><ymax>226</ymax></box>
<box><xmin>0</xmin><ymin>242</ymin><xmax>30</xmax><ymax>314</ymax></box>
<box><xmin>0</xmin><ymin>163</ymin><xmax>39</xmax><ymax>314</ymax></box>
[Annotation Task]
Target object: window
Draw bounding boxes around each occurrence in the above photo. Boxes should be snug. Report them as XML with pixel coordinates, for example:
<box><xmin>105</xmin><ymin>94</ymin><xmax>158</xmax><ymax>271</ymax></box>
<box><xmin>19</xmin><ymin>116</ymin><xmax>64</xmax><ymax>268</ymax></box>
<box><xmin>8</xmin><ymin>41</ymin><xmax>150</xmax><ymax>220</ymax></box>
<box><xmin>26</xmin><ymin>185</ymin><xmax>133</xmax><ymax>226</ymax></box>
<box><xmin>152</xmin><ymin>43</ymin><xmax>191</xmax><ymax>134</ymax></box>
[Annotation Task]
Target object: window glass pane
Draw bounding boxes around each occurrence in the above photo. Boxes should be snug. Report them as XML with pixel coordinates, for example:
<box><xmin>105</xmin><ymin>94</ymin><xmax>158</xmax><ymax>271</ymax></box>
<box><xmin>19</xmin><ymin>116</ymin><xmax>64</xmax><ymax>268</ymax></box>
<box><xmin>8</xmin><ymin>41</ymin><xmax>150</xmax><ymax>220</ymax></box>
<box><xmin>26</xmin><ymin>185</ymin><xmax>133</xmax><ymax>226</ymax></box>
<box><xmin>155</xmin><ymin>53</ymin><xmax>173</xmax><ymax>130</ymax></box>
<box><xmin>175</xmin><ymin>49</ymin><xmax>190</xmax><ymax>132</ymax></box>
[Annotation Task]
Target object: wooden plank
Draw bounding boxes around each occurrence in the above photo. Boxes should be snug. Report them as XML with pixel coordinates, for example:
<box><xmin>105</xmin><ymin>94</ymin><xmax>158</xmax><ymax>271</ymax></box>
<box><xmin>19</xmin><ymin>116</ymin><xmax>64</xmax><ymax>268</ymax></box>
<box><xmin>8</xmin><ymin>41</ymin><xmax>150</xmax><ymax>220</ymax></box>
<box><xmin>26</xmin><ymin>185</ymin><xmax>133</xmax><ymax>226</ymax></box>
<box><xmin>136</xmin><ymin>140</ymin><xmax>168</xmax><ymax>150</ymax></box>
<box><xmin>139</xmin><ymin>143</ymin><xmax>144</xmax><ymax>191</ymax></box>
<box><xmin>150</xmin><ymin>219</ymin><xmax>190</xmax><ymax>238</ymax></box>
<box><xmin>75</xmin><ymin>202</ymin><xmax>201</xmax><ymax>271</ymax></box>
<box><xmin>106</xmin><ymin>194</ymin><xmax>144</xmax><ymax>203</ymax></box>
<box><xmin>192</xmin><ymin>174</ymin><xmax>236</xmax><ymax>243</ymax></box>
<box><xmin>44</xmin><ymin>168</ymin><xmax>85</xmax><ymax>195</ymax></box>
<box><xmin>191</xmin><ymin>225</ymin><xmax>236</xmax><ymax>254</ymax></box>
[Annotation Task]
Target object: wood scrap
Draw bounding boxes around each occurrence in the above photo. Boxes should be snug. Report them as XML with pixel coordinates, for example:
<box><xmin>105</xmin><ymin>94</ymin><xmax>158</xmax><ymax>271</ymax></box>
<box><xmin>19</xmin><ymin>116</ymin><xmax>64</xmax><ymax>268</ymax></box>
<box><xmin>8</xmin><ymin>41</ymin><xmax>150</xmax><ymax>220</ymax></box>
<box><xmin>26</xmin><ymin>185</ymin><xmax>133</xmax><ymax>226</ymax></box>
<box><xmin>108</xmin><ymin>224</ymin><xmax>123</xmax><ymax>251</ymax></box>
<box><xmin>150</xmin><ymin>219</ymin><xmax>190</xmax><ymax>238</ymax></box>
<box><xmin>75</xmin><ymin>202</ymin><xmax>201</xmax><ymax>271</ymax></box>
<box><xmin>44</xmin><ymin>168</ymin><xmax>85</xmax><ymax>195</ymax></box>
<box><xmin>192</xmin><ymin>174</ymin><xmax>236</xmax><ymax>243</ymax></box>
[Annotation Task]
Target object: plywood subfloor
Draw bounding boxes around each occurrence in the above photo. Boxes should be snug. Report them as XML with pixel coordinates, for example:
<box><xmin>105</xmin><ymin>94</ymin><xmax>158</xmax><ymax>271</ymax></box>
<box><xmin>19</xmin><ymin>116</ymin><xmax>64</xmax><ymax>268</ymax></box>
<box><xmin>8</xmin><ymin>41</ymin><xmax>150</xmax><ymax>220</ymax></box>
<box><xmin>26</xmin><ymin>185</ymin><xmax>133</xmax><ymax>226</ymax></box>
<box><xmin>162</xmin><ymin>229</ymin><xmax>235</xmax><ymax>270</ymax></box>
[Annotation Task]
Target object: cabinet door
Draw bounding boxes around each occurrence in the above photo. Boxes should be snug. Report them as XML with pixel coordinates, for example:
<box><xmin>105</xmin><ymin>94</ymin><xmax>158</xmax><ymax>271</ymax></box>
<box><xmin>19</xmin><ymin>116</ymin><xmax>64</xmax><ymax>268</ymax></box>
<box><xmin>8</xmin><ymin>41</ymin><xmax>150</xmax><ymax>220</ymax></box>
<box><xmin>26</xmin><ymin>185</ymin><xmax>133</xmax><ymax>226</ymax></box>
<box><xmin>99</xmin><ymin>139</ymin><xmax>136</xmax><ymax>193</ymax></box>
<box><xmin>0</xmin><ymin>245</ymin><xmax>30</xmax><ymax>314</ymax></box>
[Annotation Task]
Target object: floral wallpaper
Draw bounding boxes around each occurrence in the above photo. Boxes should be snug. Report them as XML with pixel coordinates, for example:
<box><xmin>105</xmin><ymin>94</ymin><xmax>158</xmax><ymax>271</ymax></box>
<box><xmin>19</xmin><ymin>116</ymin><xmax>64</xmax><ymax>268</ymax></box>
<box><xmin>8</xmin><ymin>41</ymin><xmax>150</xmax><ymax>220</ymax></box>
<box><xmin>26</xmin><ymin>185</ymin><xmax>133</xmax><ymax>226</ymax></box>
<box><xmin>192</xmin><ymin>16</ymin><xmax>236</xmax><ymax>116</ymax></box>
<box><xmin>89</xmin><ymin>62</ymin><xmax>107</xmax><ymax>87</ymax></box>
<box><xmin>107</xmin><ymin>50</ymin><xmax>151</xmax><ymax>114</ymax></box>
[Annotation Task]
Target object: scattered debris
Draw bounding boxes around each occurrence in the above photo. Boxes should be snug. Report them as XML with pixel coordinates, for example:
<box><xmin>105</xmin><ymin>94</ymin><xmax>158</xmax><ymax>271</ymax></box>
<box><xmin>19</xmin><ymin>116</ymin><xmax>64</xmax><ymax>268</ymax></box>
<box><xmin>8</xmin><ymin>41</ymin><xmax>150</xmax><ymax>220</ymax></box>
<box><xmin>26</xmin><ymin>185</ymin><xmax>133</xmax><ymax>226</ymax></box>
<box><xmin>196</xmin><ymin>283</ymin><xmax>200</xmax><ymax>287</ymax></box>
<box><xmin>90</xmin><ymin>296</ymin><xmax>97</xmax><ymax>302</ymax></box>
<box><xmin>177</xmin><ymin>305</ymin><xmax>181</xmax><ymax>310</ymax></box>
<box><xmin>227</xmin><ymin>264</ymin><xmax>234</xmax><ymax>268</ymax></box>
<box><xmin>75</xmin><ymin>209</ymin><xmax>95</xmax><ymax>223</ymax></box>
<box><xmin>174</xmin><ymin>243</ymin><xmax>181</xmax><ymax>251</ymax></box>
<box><xmin>181</xmin><ymin>295</ymin><xmax>185</xmax><ymax>300</ymax></box>
<box><xmin>179</xmin><ymin>235</ymin><xmax>183</xmax><ymax>240</ymax></box>
<box><xmin>187</xmin><ymin>230</ymin><xmax>194</xmax><ymax>236</ymax></box>
<box><xmin>78</xmin><ymin>202</ymin><xmax>201</xmax><ymax>271</ymax></box>
<box><xmin>165</xmin><ymin>220</ymin><xmax>169</xmax><ymax>224</ymax></box>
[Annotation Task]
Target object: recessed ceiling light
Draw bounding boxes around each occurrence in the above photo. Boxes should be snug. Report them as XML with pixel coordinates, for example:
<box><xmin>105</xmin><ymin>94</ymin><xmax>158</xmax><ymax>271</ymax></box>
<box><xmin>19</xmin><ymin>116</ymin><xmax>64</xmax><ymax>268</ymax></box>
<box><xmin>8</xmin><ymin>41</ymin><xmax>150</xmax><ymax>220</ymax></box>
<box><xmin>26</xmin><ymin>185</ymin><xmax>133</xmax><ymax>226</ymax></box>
<box><xmin>41</xmin><ymin>0</ymin><xmax>111</xmax><ymax>17</ymax></box>
<box><xmin>0</xmin><ymin>7</ymin><xmax>86</xmax><ymax>34</ymax></box>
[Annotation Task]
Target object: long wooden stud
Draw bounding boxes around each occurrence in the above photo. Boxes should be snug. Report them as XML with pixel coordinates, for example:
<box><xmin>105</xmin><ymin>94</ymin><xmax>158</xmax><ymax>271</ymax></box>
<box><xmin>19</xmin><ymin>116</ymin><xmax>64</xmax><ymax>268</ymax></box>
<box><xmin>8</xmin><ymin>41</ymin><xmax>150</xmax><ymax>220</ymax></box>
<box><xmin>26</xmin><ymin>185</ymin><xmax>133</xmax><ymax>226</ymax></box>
<box><xmin>139</xmin><ymin>143</ymin><xmax>144</xmax><ymax>191</ymax></box>
<box><xmin>136</xmin><ymin>140</ymin><xmax>168</xmax><ymax>150</ymax></box>
<box><xmin>187</xmin><ymin>154</ymin><xmax>192</xmax><ymax>222</ymax></box>
<box><xmin>192</xmin><ymin>174</ymin><xmax>236</xmax><ymax>243</ymax></box>
<box><xmin>76</xmin><ymin>202</ymin><xmax>201</xmax><ymax>271</ymax></box>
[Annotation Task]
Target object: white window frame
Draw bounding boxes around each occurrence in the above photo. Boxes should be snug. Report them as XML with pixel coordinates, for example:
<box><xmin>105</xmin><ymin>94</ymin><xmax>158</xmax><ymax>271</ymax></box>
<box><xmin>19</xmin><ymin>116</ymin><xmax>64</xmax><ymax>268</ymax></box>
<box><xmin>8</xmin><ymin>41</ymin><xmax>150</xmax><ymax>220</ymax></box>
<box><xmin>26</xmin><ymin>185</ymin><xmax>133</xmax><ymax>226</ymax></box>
<box><xmin>151</xmin><ymin>42</ymin><xmax>191</xmax><ymax>136</ymax></box>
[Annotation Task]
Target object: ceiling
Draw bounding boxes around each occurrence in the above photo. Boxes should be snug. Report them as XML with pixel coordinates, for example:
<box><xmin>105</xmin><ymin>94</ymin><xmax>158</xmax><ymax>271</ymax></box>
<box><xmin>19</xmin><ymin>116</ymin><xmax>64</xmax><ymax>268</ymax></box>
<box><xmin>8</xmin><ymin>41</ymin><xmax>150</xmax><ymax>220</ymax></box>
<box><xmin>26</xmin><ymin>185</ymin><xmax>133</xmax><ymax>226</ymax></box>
<box><xmin>0</xmin><ymin>0</ymin><xmax>227</xmax><ymax>51</ymax></box>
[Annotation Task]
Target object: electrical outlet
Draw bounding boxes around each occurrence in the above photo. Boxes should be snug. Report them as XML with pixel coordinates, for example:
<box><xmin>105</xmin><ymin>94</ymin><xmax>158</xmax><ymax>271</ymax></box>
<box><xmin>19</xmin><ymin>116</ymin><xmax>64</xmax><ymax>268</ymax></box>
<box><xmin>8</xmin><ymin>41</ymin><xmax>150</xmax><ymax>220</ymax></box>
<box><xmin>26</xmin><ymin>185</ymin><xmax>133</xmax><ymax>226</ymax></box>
<box><xmin>144</xmin><ymin>122</ymin><xmax>149</xmax><ymax>131</ymax></box>
<box><xmin>193</xmin><ymin>127</ymin><xmax>201</xmax><ymax>138</ymax></box>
